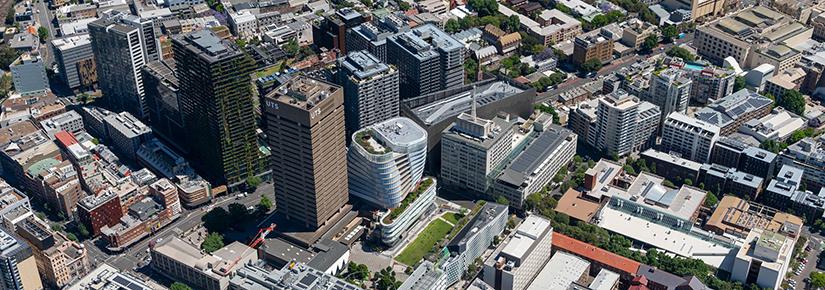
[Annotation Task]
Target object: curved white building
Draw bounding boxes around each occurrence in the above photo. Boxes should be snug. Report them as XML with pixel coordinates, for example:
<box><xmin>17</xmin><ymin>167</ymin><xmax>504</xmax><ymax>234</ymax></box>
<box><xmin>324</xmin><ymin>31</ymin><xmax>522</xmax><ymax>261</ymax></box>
<box><xmin>348</xmin><ymin>117</ymin><xmax>428</xmax><ymax>209</ymax></box>
<box><xmin>379</xmin><ymin>178</ymin><xmax>437</xmax><ymax>245</ymax></box>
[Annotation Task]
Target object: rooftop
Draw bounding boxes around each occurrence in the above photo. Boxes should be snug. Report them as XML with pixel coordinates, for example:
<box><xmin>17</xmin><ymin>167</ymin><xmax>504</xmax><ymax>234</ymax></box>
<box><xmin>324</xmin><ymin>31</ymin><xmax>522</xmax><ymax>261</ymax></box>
<box><xmin>354</xmin><ymin>117</ymin><xmax>427</xmax><ymax>155</ymax></box>
<box><xmin>389</xmin><ymin>24</ymin><xmax>462</xmax><ymax>61</ymax></box>
<box><xmin>52</xmin><ymin>34</ymin><xmax>91</xmax><ymax>50</ymax></box>
<box><xmin>173</xmin><ymin>29</ymin><xmax>241</xmax><ymax>62</ymax></box>
<box><xmin>694</xmin><ymin>89</ymin><xmax>772</xmax><ymax>128</ymax></box>
<box><xmin>269</xmin><ymin>75</ymin><xmax>341</xmax><ymax>111</ymax></box>
<box><xmin>230</xmin><ymin>262</ymin><xmax>364</xmax><ymax>290</ymax></box>
<box><xmin>67</xmin><ymin>263</ymin><xmax>151</xmax><ymax>290</ymax></box>
<box><xmin>552</xmin><ymin>232</ymin><xmax>641</xmax><ymax>275</ymax></box>
<box><xmin>448</xmin><ymin>202</ymin><xmax>508</xmax><ymax>249</ymax></box>
<box><xmin>766</xmin><ymin>164</ymin><xmax>804</xmax><ymax>197</ymax></box>
<box><xmin>340</xmin><ymin>51</ymin><xmax>393</xmax><ymax>81</ymax></box>
<box><xmin>497</xmin><ymin>124</ymin><xmax>575</xmax><ymax>187</ymax></box>
<box><xmin>597</xmin><ymin>207</ymin><xmax>734</xmax><ymax>269</ymax></box>
<box><xmin>411</xmin><ymin>81</ymin><xmax>524</xmax><ymax>125</ymax></box>
<box><xmin>640</xmin><ymin>149</ymin><xmax>702</xmax><ymax>171</ymax></box>
<box><xmin>527</xmin><ymin>251</ymin><xmax>589</xmax><ymax>290</ymax></box>
<box><xmin>104</xmin><ymin>112</ymin><xmax>151</xmax><ymax>139</ymax></box>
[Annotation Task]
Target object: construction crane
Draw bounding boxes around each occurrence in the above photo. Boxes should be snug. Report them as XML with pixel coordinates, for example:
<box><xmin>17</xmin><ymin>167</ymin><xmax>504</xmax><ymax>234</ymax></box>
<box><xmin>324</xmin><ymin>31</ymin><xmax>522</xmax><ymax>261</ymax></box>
<box><xmin>215</xmin><ymin>223</ymin><xmax>276</xmax><ymax>275</ymax></box>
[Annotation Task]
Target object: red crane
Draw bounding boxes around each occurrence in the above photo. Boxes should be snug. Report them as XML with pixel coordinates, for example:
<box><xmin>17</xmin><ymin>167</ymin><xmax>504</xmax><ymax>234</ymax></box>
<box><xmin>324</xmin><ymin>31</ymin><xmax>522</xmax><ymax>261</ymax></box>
<box><xmin>216</xmin><ymin>223</ymin><xmax>276</xmax><ymax>275</ymax></box>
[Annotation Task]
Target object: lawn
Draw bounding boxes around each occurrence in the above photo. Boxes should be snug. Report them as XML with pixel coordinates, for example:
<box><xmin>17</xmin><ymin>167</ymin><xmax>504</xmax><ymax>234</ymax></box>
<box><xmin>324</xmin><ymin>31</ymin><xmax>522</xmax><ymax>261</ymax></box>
<box><xmin>395</xmin><ymin>219</ymin><xmax>452</xmax><ymax>266</ymax></box>
<box><xmin>442</xmin><ymin>212</ymin><xmax>462</xmax><ymax>225</ymax></box>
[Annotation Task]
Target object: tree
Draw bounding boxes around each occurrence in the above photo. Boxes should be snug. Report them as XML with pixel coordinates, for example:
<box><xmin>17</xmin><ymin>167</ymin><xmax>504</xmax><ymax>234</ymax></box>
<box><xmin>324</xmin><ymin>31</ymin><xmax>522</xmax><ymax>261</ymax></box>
<box><xmin>464</xmin><ymin>58</ymin><xmax>478</xmax><ymax>81</ymax></box>
<box><xmin>361</xmin><ymin>0</ymin><xmax>372</xmax><ymax>7</ymax></box>
<box><xmin>228</xmin><ymin>203</ymin><xmax>250</xmax><ymax>224</ymax></box>
<box><xmin>0</xmin><ymin>74</ymin><xmax>12</xmax><ymax>98</ymax></box>
<box><xmin>811</xmin><ymin>272</ymin><xmax>825</xmax><ymax>288</ymax></box>
<box><xmin>258</xmin><ymin>195</ymin><xmax>273</xmax><ymax>211</ymax></box>
<box><xmin>398</xmin><ymin>1</ymin><xmax>411</xmax><ymax>10</ymax></box>
<box><xmin>495</xmin><ymin>195</ymin><xmax>510</xmax><ymax>206</ymax></box>
<box><xmin>505</xmin><ymin>15</ymin><xmax>520</xmax><ymax>33</ymax></box>
<box><xmin>374</xmin><ymin>267</ymin><xmax>401</xmax><ymax>290</ymax></box>
<box><xmin>733</xmin><ymin>76</ymin><xmax>746</xmax><ymax>91</ymax></box>
<box><xmin>580</xmin><ymin>59</ymin><xmax>602</xmax><ymax>72</ymax></box>
<box><xmin>0</xmin><ymin>47</ymin><xmax>19</xmax><ymax>70</ymax></box>
<box><xmin>170</xmin><ymin>283</ymin><xmax>192</xmax><ymax>290</ymax></box>
<box><xmin>245</xmin><ymin>175</ymin><xmax>262</xmax><ymax>189</ymax></box>
<box><xmin>666</xmin><ymin>47</ymin><xmax>695</xmax><ymax>61</ymax></box>
<box><xmin>5</xmin><ymin>6</ymin><xmax>13</xmax><ymax>25</ymax></box>
<box><xmin>662</xmin><ymin>180</ymin><xmax>675</xmax><ymax>188</ymax></box>
<box><xmin>37</xmin><ymin>27</ymin><xmax>49</xmax><ymax>43</ymax></box>
<box><xmin>704</xmin><ymin>192</ymin><xmax>719</xmax><ymax>208</ymax></box>
<box><xmin>202</xmin><ymin>207</ymin><xmax>230</xmax><ymax>232</ymax></box>
<box><xmin>661</xmin><ymin>25</ymin><xmax>678</xmax><ymax>43</ymax></box>
<box><xmin>78</xmin><ymin>223</ymin><xmax>90</xmax><ymax>238</ymax></box>
<box><xmin>683</xmin><ymin>179</ymin><xmax>693</xmax><ymax>186</ymax></box>
<box><xmin>445</xmin><ymin>19</ymin><xmax>461</xmax><ymax>33</ymax></box>
<box><xmin>641</xmin><ymin>35</ymin><xmax>658</xmax><ymax>52</ymax></box>
<box><xmin>468</xmin><ymin>0</ymin><xmax>498</xmax><ymax>17</ymax></box>
<box><xmin>283</xmin><ymin>39</ymin><xmax>299</xmax><ymax>57</ymax></box>
<box><xmin>344</xmin><ymin>262</ymin><xmax>370</xmax><ymax>281</ymax></box>
<box><xmin>201</xmin><ymin>232</ymin><xmax>224</xmax><ymax>253</ymax></box>
<box><xmin>777</xmin><ymin>90</ymin><xmax>806</xmax><ymax>115</ymax></box>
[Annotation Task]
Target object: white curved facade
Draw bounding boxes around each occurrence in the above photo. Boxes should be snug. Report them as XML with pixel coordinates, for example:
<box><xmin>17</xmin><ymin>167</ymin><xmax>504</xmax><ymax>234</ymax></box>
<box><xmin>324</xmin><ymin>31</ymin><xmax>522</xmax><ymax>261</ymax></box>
<box><xmin>347</xmin><ymin>117</ymin><xmax>427</xmax><ymax>209</ymax></box>
<box><xmin>379</xmin><ymin>178</ymin><xmax>437</xmax><ymax>245</ymax></box>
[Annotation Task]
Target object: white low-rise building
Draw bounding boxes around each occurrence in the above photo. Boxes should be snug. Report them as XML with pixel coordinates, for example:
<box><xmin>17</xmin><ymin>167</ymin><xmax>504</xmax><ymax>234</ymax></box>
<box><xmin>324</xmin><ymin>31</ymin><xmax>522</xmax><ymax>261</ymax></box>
<box><xmin>739</xmin><ymin>109</ymin><xmax>806</xmax><ymax>142</ymax></box>
<box><xmin>228</xmin><ymin>10</ymin><xmax>257</xmax><ymax>39</ymax></box>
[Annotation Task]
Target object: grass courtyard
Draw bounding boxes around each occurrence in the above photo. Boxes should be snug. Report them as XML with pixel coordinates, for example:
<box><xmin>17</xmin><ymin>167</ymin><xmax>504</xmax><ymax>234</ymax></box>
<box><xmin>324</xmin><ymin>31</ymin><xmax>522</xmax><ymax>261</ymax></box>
<box><xmin>441</xmin><ymin>212</ymin><xmax>463</xmax><ymax>225</ymax></box>
<box><xmin>395</xmin><ymin>218</ymin><xmax>452</xmax><ymax>266</ymax></box>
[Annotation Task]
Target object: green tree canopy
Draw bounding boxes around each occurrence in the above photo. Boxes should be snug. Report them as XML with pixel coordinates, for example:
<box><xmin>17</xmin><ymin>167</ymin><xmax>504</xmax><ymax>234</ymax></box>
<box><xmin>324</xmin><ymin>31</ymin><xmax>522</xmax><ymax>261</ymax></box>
<box><xmin>375</xmin><ymin>267</ymin><xmax>401</xmax><ymax>290</ymax></box>
<box><xmin>811</xmin><ymin>272</ymin><xmax>825</xmax><ymax>288</ymax></box>
<box><xmin>170</xmin><ymin>283</ymin><xmax>192</xmax><ymax>290</ymax></box>
<box><xmin>661</xmin><ymin>25</ymin><xmax>678</xmax><ymax>43</ymax></box>
<box><xmin>202</xmin><ymin>207</ymin><xmax>230</xmax><ymax>232</ymax></box>
<box><xmin>201</xmin><ymin>232</ymin><xmax>224</xmax><ymax>253</ymax></box>
<box><xmin>733</xmin><ymin>76</ymin><xmax>746</xmax><ymax>91</ymax></box>
<box><xmin>666</xmin><ymin>46</ymin><xmax>695</xmax><ymax>61</ymax></box>
<box><xmin>704</xmin><ymin>192</ymin><xmax>718</xmax><ymax>208</ymax></box>
<box><xmin>258</xmin><ymin>195</ymin><xmax>273</xmax><ymax>211</ymax></box>
<box><xmin>777</xmin><ymin>90</ymin><xmax>806</xmax><ymax>115</ymax></box>
<box><xmin>641</xmin><ymin>35</ymin><xmax>658</xmax><ymax>52</ymax></box>
<box><xmin>0</xmin><ymin>47</ymin><xmax>19</xmax><ymax>71</ymax></box>
<box><xmin>580</xmin><ymin>59</ymin><xmax>602</xmax><ymax>72</ymax></box>
<box><xmin>467</xmin><ymin>0</ymin><xmax>498</xmax><ymax>17</ymax></box>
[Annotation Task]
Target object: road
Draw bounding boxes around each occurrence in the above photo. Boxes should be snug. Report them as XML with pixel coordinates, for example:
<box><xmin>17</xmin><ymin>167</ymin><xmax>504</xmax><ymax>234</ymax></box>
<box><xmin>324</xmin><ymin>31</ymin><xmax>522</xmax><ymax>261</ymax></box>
<box><xmin>536</xmin><ymin>33</ymin><xmax>695</xmax><ymax>105</ymax></box>
<box><xmin>84</xmin><ymin>182</ymin><xmax>274</xmax><ymax>275</ymax></box>
<box><xmin>33</xmin><ymin>0</ymin><xmax>54</xmax><ymax>65</ymax></box>
<box><xmin>792</xmin><ymin>228</ymin><xmax>824</xmax><ymax>290</ymax></box>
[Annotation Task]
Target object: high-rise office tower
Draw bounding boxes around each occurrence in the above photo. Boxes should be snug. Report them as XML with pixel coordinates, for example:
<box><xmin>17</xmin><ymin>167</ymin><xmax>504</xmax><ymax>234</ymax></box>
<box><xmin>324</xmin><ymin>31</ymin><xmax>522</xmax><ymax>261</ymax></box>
<box><xmin>263</xmin><ymin>75</ymin><xmax>349</xmax><ymax>239</ymax></box>
<box><xmin>346</xmin><ymin>14</ymin><xmax>409</xmax><ymax>63</ymax></box>
<box><xmin>142</xmin><ymin>60</ymin><xmax>185</xmax><ymax>154</ymax></box>
<box><xmin>387</xmin><ymin>24</ymin><xmax>463</xmax><ymax>98</ymax></box>
<box><xmin>88</xmin><ymin>12</ymin><xmax>148</xmax><ymax>119</ymax></box>
<box><xmin>348</xmin><ymin>117</ymin><xmax>427</xmax><ymax>209</ymax></box>
<box><xmin>173</xmin><ymin>30</ymin><xmax>263</xmax><ymax>187</ymax></box>
<box><xmin>338</xmin><ymin>50</ymin><xmax>400</xmax><ymax>136</ymax></box>
<box><xmin>647</xmin><ymin>68</ymin><xmax>692</xmax><ymax>124</ymax></box>
<box><xmin>121</xmin><ymin>15</ymin><xmax>162</xmax><ymax>62</ymax></box>
<box><xmin>595</xmin><ymin>90</ymin><xmax>640</xmax><ymax>157</ymax></box>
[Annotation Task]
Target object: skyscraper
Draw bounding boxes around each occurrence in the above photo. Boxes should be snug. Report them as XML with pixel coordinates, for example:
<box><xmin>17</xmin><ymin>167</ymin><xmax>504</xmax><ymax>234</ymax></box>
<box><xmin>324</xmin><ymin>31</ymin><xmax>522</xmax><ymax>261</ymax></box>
<box><xmin>88</xmin><ymin>12</ymin><xmax>148</xmax><ymax>119</ymax></box>
<box><xmin>173</xmin><ymin>30</ymin><xmax>263</xmax><ymax>187</ymax></box>
<box><xmin>387</xmin><ymin>24</ymin><xmax>463</xmax><ymax>98</ymax></box>
<box><xmin>647</xmin><ymin>68</ymin><xmax>692</xmax><ymax>124</ymax></box>
<box><xmin>263</xmin><ymin>75</ymin><xmax>350</xmax><ymax>243</ymax></box>
<box><xmin>347</xmin><ymin>117</ymin><xmax>427</xmax><ymax>209</ymax></box>
<box><xmin>338</xmin><ymin>50</ymin><xmax>400</xmax><ymax>136</ymax></box>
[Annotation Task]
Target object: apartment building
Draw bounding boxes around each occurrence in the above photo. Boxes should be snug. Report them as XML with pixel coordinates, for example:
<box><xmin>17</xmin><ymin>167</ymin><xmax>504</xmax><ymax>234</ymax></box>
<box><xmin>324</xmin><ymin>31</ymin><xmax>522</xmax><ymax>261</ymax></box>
<box><xmin>694</xmin><ymin>89</ymin><xmax>773</xmax><ymax>135</ymax></box>
<box><xmin>151</xmin><ymin>238</ymin><xmax>257</xmax><ymax>290</ymax></box>
<box><xmin>661</xmin><ymin>112</ymin><xmax>720</xmax><ymax>163</ymax></box>
<box><xmin>387</xmin><ymin>24</ymin><xmax>463</xmax><ymax>98</ymax></box>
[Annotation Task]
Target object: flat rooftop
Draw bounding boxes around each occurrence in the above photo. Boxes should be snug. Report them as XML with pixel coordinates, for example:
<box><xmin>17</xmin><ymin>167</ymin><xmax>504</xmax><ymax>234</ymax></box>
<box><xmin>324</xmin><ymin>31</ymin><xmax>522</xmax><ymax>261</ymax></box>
<box><xmin>269</xmin><ymin>75</ymin><xmax>341</xmax><ymax>111</ymax></box>
<box><xmin>497</xmin><ymin>125</ymin><xmax>575</xmax><ymax>187</ymax></box>
<box><xmin>340</xmin><ymin>50</ymin><xmax>392</xmax><ymax>81</ymax></box>
<box><xmin>357</xmin><ymin>117</ymin><xmax>427</xmax><ymax>152</ymax></box>
<box><xmin>597</xmin><ymin>207</ymin><xmax>735</xmax><ymax>269</ymax></box>
<box><xmin>527</xmin><ymin>251</ymin><xmax>589</xmax><ymax>290</ymax></box>
<box><xmin>614</xmin><ymin>172</ymin><xmax>706</xmax><ymax>221</ymax></box>
<box><xmin>641</xmin><ymin>149</ymin><xmax>702</xmax><ymax>171</ymax></box>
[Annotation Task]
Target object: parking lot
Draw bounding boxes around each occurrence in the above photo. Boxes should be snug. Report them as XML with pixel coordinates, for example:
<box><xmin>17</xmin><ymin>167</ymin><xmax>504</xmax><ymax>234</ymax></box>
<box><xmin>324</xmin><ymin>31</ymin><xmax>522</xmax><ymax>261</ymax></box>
<box><xmin>785</xmin><ymin>230</ymin><xmax>824</xmax><ymax>290</ymax></box>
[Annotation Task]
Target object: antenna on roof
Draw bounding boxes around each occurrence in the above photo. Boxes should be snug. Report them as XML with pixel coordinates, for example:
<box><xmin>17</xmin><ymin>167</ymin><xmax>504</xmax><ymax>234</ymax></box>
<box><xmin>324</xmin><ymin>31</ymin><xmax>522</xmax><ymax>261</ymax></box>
<box><xmin>471</xmin><ymin>84</ymin><xmax>478</xmax><ymax>121</ymax></box>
